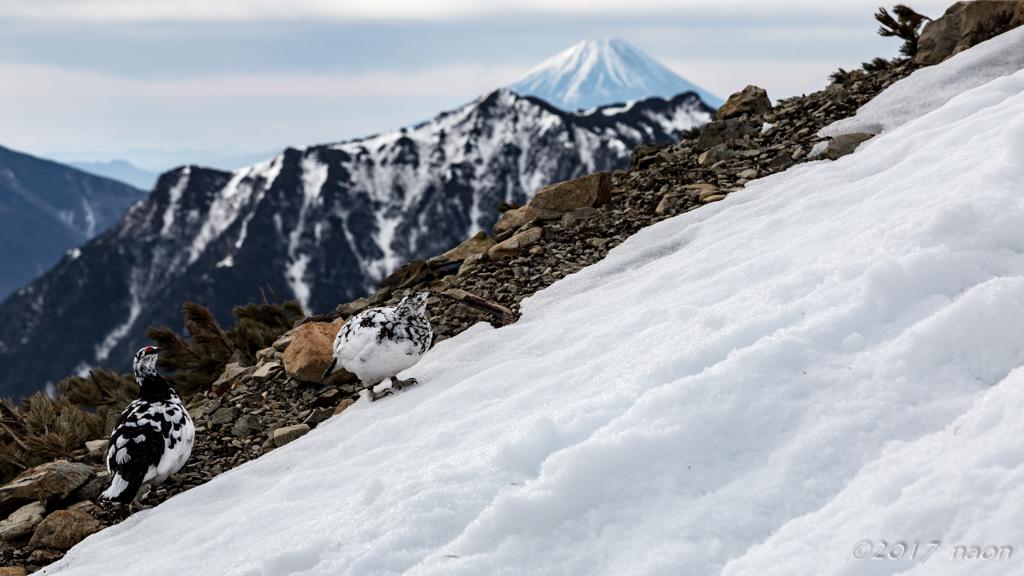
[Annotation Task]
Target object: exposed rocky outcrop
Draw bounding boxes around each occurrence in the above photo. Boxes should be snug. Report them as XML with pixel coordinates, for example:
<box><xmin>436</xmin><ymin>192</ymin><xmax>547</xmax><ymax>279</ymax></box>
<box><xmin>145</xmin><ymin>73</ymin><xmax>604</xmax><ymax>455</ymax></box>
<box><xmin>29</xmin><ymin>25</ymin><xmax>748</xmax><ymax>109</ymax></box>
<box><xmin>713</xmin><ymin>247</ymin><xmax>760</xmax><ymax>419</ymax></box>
<box><xmin>916</xmin><ymin>0</ymin><xmax>1024</xmax><ymax>64</ymax></box>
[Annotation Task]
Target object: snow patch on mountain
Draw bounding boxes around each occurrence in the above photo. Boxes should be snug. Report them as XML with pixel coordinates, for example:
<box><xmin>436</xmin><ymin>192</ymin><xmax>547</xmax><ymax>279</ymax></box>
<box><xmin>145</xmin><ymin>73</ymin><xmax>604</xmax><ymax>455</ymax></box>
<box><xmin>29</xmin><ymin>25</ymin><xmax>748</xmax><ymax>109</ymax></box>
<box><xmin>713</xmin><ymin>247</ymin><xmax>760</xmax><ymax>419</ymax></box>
<box><xmin>510</xmin><ymin>38</ymin><xmax>723</xmax><ymax>112</ymax></box>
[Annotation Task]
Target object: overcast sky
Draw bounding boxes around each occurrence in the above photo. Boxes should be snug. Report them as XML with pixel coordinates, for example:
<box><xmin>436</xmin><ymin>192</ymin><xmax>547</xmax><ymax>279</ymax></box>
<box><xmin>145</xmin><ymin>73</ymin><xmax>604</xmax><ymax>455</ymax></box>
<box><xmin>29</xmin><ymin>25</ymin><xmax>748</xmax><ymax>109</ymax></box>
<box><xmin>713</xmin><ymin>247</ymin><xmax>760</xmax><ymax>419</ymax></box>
<box><xmin>0</xmin><ymin>0</ymin><xmax>954</xmax><ymax>172</ymax></box>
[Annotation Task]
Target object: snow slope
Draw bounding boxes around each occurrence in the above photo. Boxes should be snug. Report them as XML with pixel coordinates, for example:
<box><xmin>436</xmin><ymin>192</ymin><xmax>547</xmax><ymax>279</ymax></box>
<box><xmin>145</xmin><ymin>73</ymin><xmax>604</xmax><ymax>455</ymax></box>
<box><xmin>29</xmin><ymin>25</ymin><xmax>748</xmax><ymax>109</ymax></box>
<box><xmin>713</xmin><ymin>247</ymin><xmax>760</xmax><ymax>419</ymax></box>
<box><xmin>48</xmin><ymin>30</ymin><xmax>1024</xmax><ymax>576</ymax></box>
<box><xmin>509</xmin><ymin>38</ymin><xmax>723</xmax><ymax>111</ymax></box>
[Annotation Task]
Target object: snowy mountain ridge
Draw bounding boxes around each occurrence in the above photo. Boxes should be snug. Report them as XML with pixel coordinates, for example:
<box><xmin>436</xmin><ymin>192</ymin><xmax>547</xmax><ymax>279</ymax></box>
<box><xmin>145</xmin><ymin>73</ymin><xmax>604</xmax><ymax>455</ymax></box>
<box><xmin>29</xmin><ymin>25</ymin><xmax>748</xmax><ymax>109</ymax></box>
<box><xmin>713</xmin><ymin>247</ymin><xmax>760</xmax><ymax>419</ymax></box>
<box><xmin>509</xmin><ymin>38</ymin><xmax>723</xmax><ymax>111</ymax></box>
<box><xmin>0</xmin><ymin>88</ymin><xmax>713</xmax><ymax>398</ymax></box>
<box><xmin>46</xmin><ymin>26</ymin><xmax>1024</xmax><ymax>576</ymax></box>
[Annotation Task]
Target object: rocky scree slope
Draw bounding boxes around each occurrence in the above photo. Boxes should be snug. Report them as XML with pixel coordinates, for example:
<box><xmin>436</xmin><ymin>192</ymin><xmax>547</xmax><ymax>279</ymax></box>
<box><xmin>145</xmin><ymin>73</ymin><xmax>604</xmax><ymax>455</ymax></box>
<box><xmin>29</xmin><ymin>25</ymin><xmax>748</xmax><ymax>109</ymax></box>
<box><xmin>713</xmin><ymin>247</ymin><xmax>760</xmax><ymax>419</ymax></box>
<box><xmin>0</xmin><ymin>145</ymin><xmax>145</xmax><ymax>302</ymax></box>
<box><xmin>0</xmin><ymin>89</ymin><xmax>713</xmax><ymax>400</ymax></box>
<box><xmin>0</xmin><ymin>57</ymin><xmax>919</xmax><ymax>573</ymax></box>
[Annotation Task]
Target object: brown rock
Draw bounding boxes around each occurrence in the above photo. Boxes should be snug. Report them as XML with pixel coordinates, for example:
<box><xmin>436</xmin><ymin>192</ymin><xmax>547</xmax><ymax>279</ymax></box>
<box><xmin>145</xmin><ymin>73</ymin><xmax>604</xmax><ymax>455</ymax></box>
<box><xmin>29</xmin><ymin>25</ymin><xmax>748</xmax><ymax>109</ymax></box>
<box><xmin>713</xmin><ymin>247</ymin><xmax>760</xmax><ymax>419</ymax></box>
<box><xmin>29</xmin><ymin>510</ymin><xmax>101</xmax><ymax>550</ymax></box>
<box><xmin>917</xmin><ymin>1</ymin><xmax>1024</xmax><ymax>65</ymax></box>
<box><xmin>697</xmin><ymin>187</ymin><xmax>722</xmax><ymax>202</ymax></box>
<box><xmin>529</xmin><ymin>172</ymin><xmax>612</xmax><ymax>213</ymax></box>
<box><xmin>713</xmin><ymin>85</ymin><xmax>772</xmax><ymax>121</ymax></box>
<box><xmin>702</xmin><ymin>194</ymin><xmax>727</xmax><ymax>204</ymax></box>
<box><xmin>0</xmin><ymin>501</ymin><xmax>46</xmax><ymax>541</ymax></box>
<box><xmin>378</xmin><ymin>260</ymin><xmax>431</xmax><ymax>290</ymax></box>
<box><xmin>487</xmin><ymin>227</ymin><xmax>543</xmax><ymax>261</ymax></box>
<box><xmin>823</xmin><ymin>133</ymin><xmax>874</xmax><ymax>160</ymax></box>
<box><xmin>425</xmin><ymin>231</ymin><xmax>496</xmax><ymax>268</ymax></box>
<box><xmin>0</xmin><ymin>567</ymin><xmax>29</xmax><ymax>576</ymax></box>
<box><xmin>28</xmin><ymin>548</ymin><xmax>63</xmax><ymax>565</ymax></box>
<box><xmin>333</xmin><ymin>399</ymin><xmax>356</xmax><ymax>416</ymax></box>
<box><xmin>273</xmin><ymin>424</ymin><xmax>311</xmax><ymax>447</ymax></box>
<box><xmin>282</xmin><ymin>322</ymin><xmax>357</xmax><ymax>384</ymax></box>
<box><xmin>0</xmin><ymin>461</ymin><xmax>93</xmax><ymax>517</ymax></box>
<box><xmin>492</xmin><ymin>205</ymin><xmax>562</xmax><ymax>235</ymax></box>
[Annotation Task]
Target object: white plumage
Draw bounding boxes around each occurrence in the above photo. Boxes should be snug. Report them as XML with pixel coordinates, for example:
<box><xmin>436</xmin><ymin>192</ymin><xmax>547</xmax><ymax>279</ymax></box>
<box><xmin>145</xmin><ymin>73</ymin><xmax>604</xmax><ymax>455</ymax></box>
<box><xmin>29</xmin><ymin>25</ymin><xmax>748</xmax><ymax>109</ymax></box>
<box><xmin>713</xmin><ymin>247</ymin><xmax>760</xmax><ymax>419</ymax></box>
<box><xmin>324</xmin><ymin>292</ymin><xmax>432</xmax><ymax>400</ymax></box>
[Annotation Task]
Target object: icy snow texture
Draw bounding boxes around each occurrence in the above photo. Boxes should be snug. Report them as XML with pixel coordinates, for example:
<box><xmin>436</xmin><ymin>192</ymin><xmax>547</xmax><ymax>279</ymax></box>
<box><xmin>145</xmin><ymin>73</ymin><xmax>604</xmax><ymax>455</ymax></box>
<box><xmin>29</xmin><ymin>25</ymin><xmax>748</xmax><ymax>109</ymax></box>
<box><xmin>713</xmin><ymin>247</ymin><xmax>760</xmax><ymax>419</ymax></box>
<box><xmin>509</xmin><ymin>38</ymin><xmax>723</xmax><ymax>111</ymax></box>
<box><xmin>49</xmin><ymin>34</ymin><xmax>1024</xmax><ymax>576</ymax></box>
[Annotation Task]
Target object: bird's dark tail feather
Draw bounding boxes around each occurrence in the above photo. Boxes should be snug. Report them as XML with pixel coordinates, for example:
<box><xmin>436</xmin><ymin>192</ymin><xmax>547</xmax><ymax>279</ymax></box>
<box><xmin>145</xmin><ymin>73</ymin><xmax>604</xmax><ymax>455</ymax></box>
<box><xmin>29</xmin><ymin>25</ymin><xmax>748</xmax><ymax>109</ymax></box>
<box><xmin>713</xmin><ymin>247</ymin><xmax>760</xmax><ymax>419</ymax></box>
<box><xmin>100</xmin><ymin>470</ymin><xmax>146</xmax><ymax>505</ymax></box>
<box><xmin>322</xmin><ymin>357</ymin><xmax>337</xmax><ymax>380</ymax></box>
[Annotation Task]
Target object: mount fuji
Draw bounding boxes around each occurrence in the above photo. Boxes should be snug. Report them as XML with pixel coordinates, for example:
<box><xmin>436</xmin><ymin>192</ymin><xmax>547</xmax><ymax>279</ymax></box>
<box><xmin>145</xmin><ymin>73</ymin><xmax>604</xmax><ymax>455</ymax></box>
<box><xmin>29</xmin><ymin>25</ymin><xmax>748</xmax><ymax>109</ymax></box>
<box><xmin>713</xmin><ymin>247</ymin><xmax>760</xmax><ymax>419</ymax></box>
<box><xmin>509</xmin><ymin>38</ymin><xmax>723</xmax><ymax>112</ymax></box>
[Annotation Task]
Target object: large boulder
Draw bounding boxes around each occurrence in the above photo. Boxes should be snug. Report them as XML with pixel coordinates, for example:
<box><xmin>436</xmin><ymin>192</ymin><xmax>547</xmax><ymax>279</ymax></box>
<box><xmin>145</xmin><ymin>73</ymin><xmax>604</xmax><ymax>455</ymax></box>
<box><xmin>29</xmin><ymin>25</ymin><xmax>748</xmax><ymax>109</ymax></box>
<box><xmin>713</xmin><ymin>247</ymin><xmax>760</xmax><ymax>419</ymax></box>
<box><xmin>917</xmin><ymin>1</ymin><xmax>1024</xmax><ymax>65</ymax></box>
<box><xmin>0</xmin><ymin>461</ymin><xmax>93</xmax><ymax>517</ymax></box>
<box><xmin>493</xmin><ymin>172</ymin><xmax>611</xmax><ymax>234</ymax></box>
<box><xmin>712</xmin><ymin>85</ymin><xmax>772</xmax><ymax>121</ymax></box>
<box><xmin>0</xmin><ymin>502</ymin><xmax>46</xmax><ymax>541</ymax></box>
<box><xmin>28</xmin><ymin>510</ymin><xmax>101</xmax><ymax>550</ymax></box>
<box><xmin>425</xmin><ymin>232</ymin><xmax>496</xmax><ymax>268</ymax></box>
<box><xmin>530</xmin><ymin>172</ymin><xmax>612</xmax><ymax>212</ymax></box>
<box><xmin>281</xmin><ymin>321</ymin><xmax>357</xmax><ymax>385</ymax></box>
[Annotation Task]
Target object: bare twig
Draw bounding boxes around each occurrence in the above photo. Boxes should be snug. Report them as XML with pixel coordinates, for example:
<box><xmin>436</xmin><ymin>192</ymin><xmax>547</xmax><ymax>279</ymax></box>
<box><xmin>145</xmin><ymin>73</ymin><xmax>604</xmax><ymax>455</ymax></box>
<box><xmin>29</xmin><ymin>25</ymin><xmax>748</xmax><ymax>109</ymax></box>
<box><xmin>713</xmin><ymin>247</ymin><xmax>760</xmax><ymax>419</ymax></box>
<box><xmin>441</xmin><ymin>289</ymin><xmax>517</xmax><ymax>326</ymax></box>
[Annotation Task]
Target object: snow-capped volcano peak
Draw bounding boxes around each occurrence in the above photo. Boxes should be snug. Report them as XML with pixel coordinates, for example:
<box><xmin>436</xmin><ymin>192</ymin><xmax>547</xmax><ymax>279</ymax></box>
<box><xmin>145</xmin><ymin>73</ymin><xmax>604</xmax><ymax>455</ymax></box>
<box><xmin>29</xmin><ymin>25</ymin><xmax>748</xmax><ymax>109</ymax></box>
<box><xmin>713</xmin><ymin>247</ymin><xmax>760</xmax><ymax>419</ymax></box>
<box><xmin>509</xmin><ymin>38</ymin><xmax>722</xmax><ymax>112</ymax></box>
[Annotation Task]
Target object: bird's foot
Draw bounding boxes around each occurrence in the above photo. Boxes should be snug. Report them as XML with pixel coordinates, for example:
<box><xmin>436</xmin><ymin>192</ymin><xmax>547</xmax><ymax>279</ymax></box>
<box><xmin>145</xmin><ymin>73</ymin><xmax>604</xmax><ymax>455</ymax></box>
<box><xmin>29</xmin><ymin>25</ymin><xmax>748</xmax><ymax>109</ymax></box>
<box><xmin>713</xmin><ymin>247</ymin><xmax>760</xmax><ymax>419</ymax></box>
<box><xmin>368</xmin><ymin>387</ymin><xmax>393</xmax><ymax>402</ymax></box>
<box><xmin>389</xmin><ymin>376</ymin><xmax>419</xmax><ymax>391</ymax></box>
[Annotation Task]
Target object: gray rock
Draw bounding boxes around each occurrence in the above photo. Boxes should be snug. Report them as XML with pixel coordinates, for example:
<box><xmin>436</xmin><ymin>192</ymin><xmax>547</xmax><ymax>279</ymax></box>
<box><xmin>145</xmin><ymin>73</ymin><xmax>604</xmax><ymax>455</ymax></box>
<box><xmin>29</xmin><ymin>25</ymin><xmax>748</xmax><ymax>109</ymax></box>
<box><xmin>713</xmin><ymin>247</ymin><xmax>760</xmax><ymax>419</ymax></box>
<box><xmin>0</xmin><ymin>461</ymin><xmax>93</xmax><ymax>517</ymax></box>
<box><xmin>70</xmin><ymin>472</ymin><xmax>109</xmax><ymax>502</ymax></box>
<box><xmin>0</xmin><ymin>502</ymin><xmax>46</xmax><ymax>541</ymax></box>
<box><xmin>231</xmin><ymin>414</ymin><xmax>262</xmax><ymax>437</ymax></box>
<box><xmin>560</xmin><ymin>207</ymin><xmax>600</xmax><ymax>227</ymax></box>
<box><xmin>697</xmin><ymin>118</ymin><xmax>758</xmax><ymax>151</ymax></box>
<box><xmin>209</xmin><ymin>407</ymin><xmax>237</xmax><ymax>426</ymax></box>
<box><xmin>823</xmin><ymin>133</ymin><xmax>874</xmax><ymax>160</ymax></box>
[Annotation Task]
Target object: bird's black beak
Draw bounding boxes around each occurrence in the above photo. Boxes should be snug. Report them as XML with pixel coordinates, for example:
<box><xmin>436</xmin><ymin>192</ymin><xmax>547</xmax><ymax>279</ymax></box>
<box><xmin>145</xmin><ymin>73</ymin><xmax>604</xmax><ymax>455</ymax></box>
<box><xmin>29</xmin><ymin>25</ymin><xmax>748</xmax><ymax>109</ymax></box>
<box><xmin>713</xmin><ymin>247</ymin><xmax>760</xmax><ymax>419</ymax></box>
<box><xmin>151</xmin><ymin>347</ymin><xmax>162</xmax><ymax>354</ymax></box>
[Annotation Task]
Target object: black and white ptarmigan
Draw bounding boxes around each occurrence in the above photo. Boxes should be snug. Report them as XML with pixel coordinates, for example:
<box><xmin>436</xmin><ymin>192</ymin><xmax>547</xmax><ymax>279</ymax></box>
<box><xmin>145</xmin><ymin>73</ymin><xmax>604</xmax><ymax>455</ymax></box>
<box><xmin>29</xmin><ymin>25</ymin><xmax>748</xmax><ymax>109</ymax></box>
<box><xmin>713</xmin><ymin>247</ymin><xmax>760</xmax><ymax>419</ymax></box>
<box><xmin>323</xmin><ymin>291</ymin><xmax>433</xmax><ymax>401</ymax></box>
<box><xmin>100</xmin><ymin>346</ymin><xmax>195</xmax><ymax>506</ymax></box>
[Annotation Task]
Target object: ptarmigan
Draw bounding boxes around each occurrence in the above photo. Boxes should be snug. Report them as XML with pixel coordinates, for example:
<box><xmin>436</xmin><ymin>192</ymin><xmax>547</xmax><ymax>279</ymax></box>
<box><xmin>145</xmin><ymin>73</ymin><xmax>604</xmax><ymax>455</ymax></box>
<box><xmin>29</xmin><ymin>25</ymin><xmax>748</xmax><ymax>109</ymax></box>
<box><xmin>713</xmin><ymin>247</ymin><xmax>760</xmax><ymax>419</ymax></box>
<box><xmin>323</xmin><ymin>291</ymin><xmax>432</xmax><ymax>401</ymax></box>
<box><xmin>100</xmin><ymin>346</ymin><xmax>195</xmax><ymax>506</ymax></box>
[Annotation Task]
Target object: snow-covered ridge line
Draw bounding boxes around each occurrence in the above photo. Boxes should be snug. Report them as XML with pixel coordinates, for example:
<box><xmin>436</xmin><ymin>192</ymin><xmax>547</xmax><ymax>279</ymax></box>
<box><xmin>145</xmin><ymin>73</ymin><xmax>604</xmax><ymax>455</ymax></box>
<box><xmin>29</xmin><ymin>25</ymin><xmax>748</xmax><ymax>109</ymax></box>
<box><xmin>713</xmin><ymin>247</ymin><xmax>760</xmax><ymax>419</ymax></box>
<box><xmin>0</xmin><ymin>88</ymin><xmax>712</xmax><ymax>396</ymax></box>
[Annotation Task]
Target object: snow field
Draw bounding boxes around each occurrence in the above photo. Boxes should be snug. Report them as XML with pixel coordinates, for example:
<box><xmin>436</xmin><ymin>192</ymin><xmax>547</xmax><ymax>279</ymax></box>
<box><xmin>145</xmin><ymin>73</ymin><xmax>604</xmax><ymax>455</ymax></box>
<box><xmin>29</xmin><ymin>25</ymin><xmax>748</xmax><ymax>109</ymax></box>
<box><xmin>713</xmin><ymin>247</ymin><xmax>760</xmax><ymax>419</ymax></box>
<box><xmin>48</xmin><ymin>29</ymin><xmax>1024</xmax><ymax>576</ymax></box>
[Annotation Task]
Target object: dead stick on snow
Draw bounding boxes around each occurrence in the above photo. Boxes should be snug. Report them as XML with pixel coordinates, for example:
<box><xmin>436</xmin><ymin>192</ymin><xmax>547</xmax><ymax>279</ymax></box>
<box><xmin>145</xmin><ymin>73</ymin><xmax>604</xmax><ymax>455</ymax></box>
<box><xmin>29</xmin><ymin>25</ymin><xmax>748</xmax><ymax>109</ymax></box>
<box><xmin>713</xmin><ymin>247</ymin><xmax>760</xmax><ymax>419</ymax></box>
<box><xmin>441</xmin><ymin>289</ymin><xmax>517</xmax><ymax>326</ymax></box>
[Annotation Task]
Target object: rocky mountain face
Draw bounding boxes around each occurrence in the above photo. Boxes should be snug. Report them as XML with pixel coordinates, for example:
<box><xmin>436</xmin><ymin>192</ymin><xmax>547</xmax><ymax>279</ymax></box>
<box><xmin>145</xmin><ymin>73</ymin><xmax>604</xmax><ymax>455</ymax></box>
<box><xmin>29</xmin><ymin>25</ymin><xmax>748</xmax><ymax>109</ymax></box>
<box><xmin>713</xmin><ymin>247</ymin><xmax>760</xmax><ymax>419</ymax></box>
<box><xmin>509</xmin><ymin>38</ymin><xmax>723</xmax><ymax>111</ymax></box>
<box><xmin>0</xmin><ymin>145</ymin><xmax>146</xmax><ymax>301</ymax></box>
<box><xmin>0</xmin><ymin>88</ymin><xmax>713</xmax><ymax>399</ymax></box>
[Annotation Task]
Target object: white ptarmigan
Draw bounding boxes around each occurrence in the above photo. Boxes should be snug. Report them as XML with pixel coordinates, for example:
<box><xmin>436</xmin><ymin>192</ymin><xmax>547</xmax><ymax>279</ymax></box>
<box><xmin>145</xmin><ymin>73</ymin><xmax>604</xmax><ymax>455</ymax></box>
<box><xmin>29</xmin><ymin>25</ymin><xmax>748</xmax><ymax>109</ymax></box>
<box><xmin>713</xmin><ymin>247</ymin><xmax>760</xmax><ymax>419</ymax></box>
<box><xmin>323</xmin><ymin>292</ymin><xmax>433</xmax><ymax>401</ymax></box>
<box><xmin>100</xmin><ymin>346</ymin><xmax>195</xmax><ymax>505</ymax></box>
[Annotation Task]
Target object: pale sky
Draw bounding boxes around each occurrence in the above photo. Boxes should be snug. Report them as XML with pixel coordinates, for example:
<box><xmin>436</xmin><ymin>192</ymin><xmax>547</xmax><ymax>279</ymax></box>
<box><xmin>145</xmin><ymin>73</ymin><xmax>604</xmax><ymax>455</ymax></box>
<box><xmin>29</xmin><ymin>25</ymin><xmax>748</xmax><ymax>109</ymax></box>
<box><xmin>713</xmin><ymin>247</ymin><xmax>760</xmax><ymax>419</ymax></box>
<box><xmin>0</xmin><ymin>0</ymin><xmax>954</xmax><ymax>172</ymax></box>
